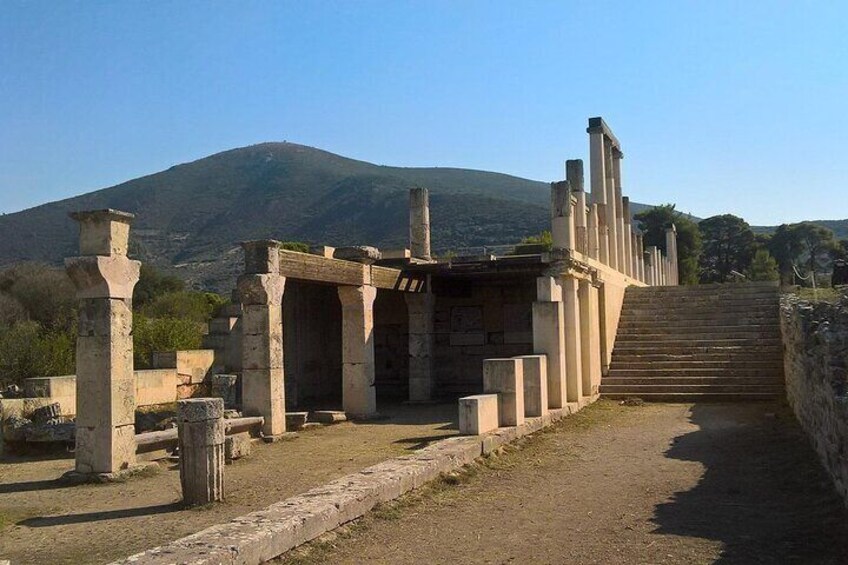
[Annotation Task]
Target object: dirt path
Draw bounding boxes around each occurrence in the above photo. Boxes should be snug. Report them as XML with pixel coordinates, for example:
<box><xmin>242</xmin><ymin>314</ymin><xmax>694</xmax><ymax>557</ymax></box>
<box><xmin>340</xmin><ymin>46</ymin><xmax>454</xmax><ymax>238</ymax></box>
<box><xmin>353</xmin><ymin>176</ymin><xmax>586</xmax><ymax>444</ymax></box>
<box><xmin>0</xmin><ymin>403</ymin><xmax>458</xmax><ymax>565</ymax></box>
<box><xmin>280</xmin><ymin>401</ymin><xmax>848</xmax><ymax>565</ymax></box>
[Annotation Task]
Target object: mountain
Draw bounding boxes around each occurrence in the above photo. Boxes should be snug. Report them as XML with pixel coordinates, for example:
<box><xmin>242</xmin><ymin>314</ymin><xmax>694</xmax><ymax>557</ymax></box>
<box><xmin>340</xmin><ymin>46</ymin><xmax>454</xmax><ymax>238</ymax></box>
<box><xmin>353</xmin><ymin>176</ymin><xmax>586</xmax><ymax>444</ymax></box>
<box><xmin>753</xmin><ymin>220</ymin><xmax>848</xmax><ymax>240</ymax></box>
<box><xmin>0</xmin><ymin>143</ymin><xmax>654</xmax><ymax>290</ymax></box>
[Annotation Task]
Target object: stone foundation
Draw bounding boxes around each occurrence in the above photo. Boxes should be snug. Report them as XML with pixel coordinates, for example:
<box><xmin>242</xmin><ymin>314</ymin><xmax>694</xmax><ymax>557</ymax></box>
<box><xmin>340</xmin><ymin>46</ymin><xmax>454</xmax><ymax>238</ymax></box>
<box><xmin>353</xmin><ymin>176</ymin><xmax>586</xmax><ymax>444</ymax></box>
<box><xmin>781</xmin><ymin>294</ymin><xmax>848</xmax><ymax>506</ymax></box>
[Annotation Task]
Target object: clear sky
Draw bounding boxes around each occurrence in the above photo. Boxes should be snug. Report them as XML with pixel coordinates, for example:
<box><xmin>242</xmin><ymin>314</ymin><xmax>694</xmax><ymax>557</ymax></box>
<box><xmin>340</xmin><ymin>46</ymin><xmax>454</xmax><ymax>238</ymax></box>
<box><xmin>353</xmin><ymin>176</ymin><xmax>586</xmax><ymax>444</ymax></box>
<box><xmin>1</xmin><ymin>1</ymin><xmax>846</xmax><ymax>224</ymax></box>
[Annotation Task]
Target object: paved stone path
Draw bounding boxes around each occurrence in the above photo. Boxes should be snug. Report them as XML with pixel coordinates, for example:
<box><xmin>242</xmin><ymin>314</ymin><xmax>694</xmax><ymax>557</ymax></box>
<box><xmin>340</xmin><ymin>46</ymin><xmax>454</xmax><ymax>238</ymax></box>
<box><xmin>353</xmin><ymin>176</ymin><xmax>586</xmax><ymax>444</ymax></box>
<box><xmin>281</xmin><ymin>401</ymin><xmax>848</xmax><ymax>565</ymax></box>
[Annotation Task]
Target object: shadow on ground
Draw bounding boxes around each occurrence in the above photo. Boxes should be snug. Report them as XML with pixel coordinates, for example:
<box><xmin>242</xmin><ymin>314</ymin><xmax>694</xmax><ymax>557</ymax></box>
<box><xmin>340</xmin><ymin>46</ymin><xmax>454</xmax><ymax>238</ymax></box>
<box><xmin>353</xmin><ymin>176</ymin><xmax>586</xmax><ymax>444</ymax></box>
<box><xmin>18</xmin><ymin>502</ymin><xmax>182</xmax><ymax>527</ymax></box>
<box><xmin>654</xmin><ymin>403</ymin><xmax>848</xmax><ymax>564</ymax></box>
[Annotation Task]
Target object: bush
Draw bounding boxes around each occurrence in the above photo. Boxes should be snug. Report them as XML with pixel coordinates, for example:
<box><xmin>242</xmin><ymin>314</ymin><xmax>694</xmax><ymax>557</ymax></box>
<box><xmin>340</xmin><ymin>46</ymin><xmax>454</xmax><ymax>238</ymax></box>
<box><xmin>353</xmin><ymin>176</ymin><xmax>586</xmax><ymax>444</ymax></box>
<box><xmin>139</xmin><ymin>291</ymin><xmax>226</xmax><ymax>323</ymax></box>
<box><xmin>0</xmin><ymin>321</ymin><xmax>76</xmax><ymax>387</ymax></box>
<box><xmin>0</xmin><ymin>263</ymin><xmax>76</xmax><ymax>331</ymax></box>
<box><xmin>133</xmin><ymin>315</ymin><xmax>205</xmax><ymax>369</ymax></box>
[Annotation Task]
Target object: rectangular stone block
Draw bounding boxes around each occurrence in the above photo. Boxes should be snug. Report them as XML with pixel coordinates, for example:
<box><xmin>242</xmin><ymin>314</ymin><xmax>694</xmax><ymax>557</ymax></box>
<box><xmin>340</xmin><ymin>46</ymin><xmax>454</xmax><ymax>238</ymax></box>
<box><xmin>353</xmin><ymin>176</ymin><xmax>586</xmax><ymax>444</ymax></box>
<box><xmin>152</xmin><ymin>350</ymin><xmax>217</xmax><ymax>384</ymax></box>
<box><xmin>517</xmin><ymin>355</ymin><xmax>548</xmax><ymax>417</ymax></box>
<box><xmin>225</xmin><ymin>432</ymin><xmax>252</xmax><ymax>462</ymax></box>
<box><xmin>482</xmin><ymin>358</ymin><xmax>525</xmax><ymax>427</ymax></box>
<box><xmin>458</xmin><ymin>394</ymin><xmax>499</xmax><ymax>435</ymax></box>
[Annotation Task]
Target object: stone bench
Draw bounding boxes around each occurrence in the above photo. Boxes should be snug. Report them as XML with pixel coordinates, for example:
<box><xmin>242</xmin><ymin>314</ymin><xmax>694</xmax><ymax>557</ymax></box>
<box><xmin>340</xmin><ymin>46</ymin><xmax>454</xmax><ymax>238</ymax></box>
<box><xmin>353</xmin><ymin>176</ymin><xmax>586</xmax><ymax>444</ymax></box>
<box><xmin>458</xmin><ymin>394</ymin><xmax>499</xmax><ymax>435</ymax></box>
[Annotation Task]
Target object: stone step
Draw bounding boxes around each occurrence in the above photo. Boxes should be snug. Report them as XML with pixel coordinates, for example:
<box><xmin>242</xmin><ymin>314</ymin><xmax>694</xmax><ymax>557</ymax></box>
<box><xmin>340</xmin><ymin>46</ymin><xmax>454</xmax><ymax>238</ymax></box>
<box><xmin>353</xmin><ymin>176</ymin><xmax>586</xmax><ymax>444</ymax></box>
<box><xmin>617</xmin><ymin>317</ymin><xmax>780</xmax><ymax>328</ymax></box>
<box><xmin>621</xmin><ymin>302</ymin><xmax>779</xmax><ymax>312</ymax></box>
<box><xmin>614</xmin><ymin>332</ymin><xmax>780</xmax><ymax>343</ymax></box>
<box><xmin>600</xmin><ymin>384</ymin><xmax>783</xmax><ymax>394</ymax></box>
<box><xmin>624</xmin><ymin>295</ymin><xmax>779</xmax><ymax>305</ymax></box>
<box><xmin>599</xmin><ymin>391</ymin><xmax>781</xmax><ymax>402</ymax></box>
<box><xmin>608</xmin><ymin>367</ymin><xmax>783</xmax><ymax>378</ymax></box>
<box><xmin>609</xmin><ymin>359</ymin><xmax>784</xmax><ymax>370</ymax></box>
<box><xmin>616</xmin><ymin>324</ymin><xmax>780</xmax><ymax>336</ymax></box>
<box><xmin>613</xmin><ymin>337</ymin><xmax>781</xmax><ymax>349</ymax></box>
<box><xmin>627</xmin><ymin>283</ymin><xmax>777</xmax><ymax>295</ymax></box>
<box><xmin>602</xmin><ymin>376</ymin><xmax>784</xmax><ymax>386</ymax></box>
<box><xmin>620</xmin><ymin>309</ymin><xmax>779</xmax><ymax>319</ymax></box>
<box><xmin>611</xmin><ymin>351</ymin><xmax>783</xmax><ymax>362</ymax></box>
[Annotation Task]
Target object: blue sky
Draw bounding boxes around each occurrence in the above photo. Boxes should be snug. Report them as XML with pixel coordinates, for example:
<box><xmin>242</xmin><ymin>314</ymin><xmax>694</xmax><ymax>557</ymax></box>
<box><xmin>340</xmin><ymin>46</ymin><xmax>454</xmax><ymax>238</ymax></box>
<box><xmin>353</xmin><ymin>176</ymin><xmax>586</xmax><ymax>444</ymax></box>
<box><xmin>1</xmin><ymin>1</ymin><xmax>846</xmax><ymax>224</ymax></box>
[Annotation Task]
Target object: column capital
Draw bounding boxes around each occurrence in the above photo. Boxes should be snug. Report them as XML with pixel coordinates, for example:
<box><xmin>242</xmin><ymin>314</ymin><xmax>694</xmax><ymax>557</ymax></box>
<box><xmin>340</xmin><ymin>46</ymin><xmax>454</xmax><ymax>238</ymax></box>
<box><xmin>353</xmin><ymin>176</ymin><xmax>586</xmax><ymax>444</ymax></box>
<box><xmin>237</xmin><ymin>273</ymin><xmax>285</xmax><ymax>306</ymax></box>
<box><xmin>338</xmin><ymin>284</ymin><xmax>377</xmax><ymax>307</ymax></box>
<box><xmin>69</xmin><ymin>209</ymin><xmax>135</xmax><ymax>257</ymax></box>
<box><xmin>65</xmin><ymin>255</ymin><xmax>140</xmax><ymax>299</ymax></box>
<box><xmin>241</xmin><ymin>240</ymin><xmax>281</xmax><ymax>274</ymax></box>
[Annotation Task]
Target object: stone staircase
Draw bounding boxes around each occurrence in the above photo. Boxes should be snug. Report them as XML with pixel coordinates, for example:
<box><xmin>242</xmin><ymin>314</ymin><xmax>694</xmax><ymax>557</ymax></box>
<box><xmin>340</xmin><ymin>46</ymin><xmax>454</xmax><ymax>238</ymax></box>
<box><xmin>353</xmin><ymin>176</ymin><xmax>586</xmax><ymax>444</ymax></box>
<box><xmin>601</xmin><ymin>282</ymin><xmax>784</xmax><ymax>401</ymax></box>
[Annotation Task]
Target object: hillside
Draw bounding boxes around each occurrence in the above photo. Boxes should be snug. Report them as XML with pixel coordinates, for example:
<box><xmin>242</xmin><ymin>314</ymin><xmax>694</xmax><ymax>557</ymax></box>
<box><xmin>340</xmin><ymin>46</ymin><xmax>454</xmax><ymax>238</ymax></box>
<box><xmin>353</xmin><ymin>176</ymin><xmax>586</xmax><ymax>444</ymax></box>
<box><xmin>0</xmin><ymin>143</ymin><xmax>645</xmax><ymax>290</ymax></box>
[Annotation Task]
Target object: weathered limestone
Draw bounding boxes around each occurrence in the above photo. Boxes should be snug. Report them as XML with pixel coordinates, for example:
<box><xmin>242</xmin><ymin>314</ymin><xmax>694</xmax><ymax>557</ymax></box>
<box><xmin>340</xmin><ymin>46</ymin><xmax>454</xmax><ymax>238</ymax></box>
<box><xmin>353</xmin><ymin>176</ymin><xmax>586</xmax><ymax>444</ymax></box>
<box><xmin>567</xmin><ymin>160</ymin><xmax>587</xmax><ymax>255</ymax></box>
<box><xmin>612</xmin><ymin>148</ymin><xmax>626</xmax><ymax>273</ymax></box>
<box><xmin>562</xmin><ymin>277</ymin><xmax>583</xmax><ymax>403</ymax></box>
<box><xmin>550</xmin><ymin>180</ymin><xmax>574</xmax><ymax>250</ymax></box>
<box><xmin>333</xmin><ymin>246</ymin><xmax>381</xmax><ymax>264</ymax></box>
<box><xmin>587</xmin><ymin>203</ymin><xmax>600</xmax><ymax>260</ymax></box>
<box><xmin>405</xmin><ymin>291</ymin><xmax>435</xmax><ymax>402</ymax></box>
<box><xmin>588</xmin><ymin>123</ymin><xmax>610</xmax><ymax>265</ymax></box>
<box><xmin>338</xmin><ymin>285</ymin><xmax>378</xmax><ymax>417</ymax></box>
<box><xmin>666</xmin><ymin>224</ymin><xmax>679</xmax><ymax>285</ymax></box>
<box><xmin>238</xmin><ymin>240</ymin><xmax>286</xmax><ymax>438</ymax></box>
<box><xmin>409</xmin><ymin>187</ymin><xmax>432</xmax><ymax>261</ymax></box>
<box><xmin>517</xmin><ymin>355</ymin><xmax>548</xmax><ymax>417</ymax></box>
<box><xmin>532</xmin><ymin>276</ymin><xmax>567</xmax><ymax>408</ymax></box>
<box><xmin>482</xmin><ymin>358</ymin><xmax>524</xmax><ymax>427</ymax></box>
<box><xmin>622</xmin><ymin>197</ymin><xmax>634</xmax><ymax>278</ymax></box>
<box><xmin>65</xmin><ymin>209</ymin><xmax>140</xmax><ymax>476</ymax></box>
<box><xmin>578</xmin><ymin>280</ymin><xmax>602</xmax><ymax>397</ymax></box>
<box><xmin>177</xmin><ymin>398</ymin><xmax>225</xmax><ymax>506</ymax></box>
<box><xmin>604</xmin><ymin>142</ymin><xmax>619</xmax><ymax>269</ymax></box>
<box><xmin>645</xmin><ymin>246</ymin><xmax>656</xmax><ymax>286</ymax></box>
<box><xmin>635</xmin><ymin>234</ymin><xmax>645</xmax><ymax>282</ymax></box>
<box><xmin>458</xmin><ymin>394</ymin><xmax>499</xmax><ymax>435</ymax></box>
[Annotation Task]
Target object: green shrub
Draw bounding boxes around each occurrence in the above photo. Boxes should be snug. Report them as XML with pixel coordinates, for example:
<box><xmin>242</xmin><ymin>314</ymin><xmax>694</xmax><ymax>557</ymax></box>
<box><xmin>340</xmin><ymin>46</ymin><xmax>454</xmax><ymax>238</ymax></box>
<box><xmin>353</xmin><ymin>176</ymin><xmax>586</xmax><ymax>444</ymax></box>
<box><xmin>139</xmin><ymin>291</ymin><xmax>225</xmax><ymax>323</ymax></box>
<box><xmin>0</xmin><ymin>321</ymin><xmax>76</xmax><ymax>387</ymax></box>
<box><xmin>133</xmin><ymin>315</ymin><xmax>205</xmax><ymax>369</ymax></box>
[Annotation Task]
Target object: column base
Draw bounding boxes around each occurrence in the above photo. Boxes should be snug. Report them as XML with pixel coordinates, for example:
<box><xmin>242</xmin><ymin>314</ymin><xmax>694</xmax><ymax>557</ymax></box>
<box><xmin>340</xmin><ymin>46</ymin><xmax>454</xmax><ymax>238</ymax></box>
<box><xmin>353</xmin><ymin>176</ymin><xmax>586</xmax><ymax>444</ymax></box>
<box><xmin>61</xmin><ymin>462</ymin><xmax>160</xmax><ymax>485</ymax></box>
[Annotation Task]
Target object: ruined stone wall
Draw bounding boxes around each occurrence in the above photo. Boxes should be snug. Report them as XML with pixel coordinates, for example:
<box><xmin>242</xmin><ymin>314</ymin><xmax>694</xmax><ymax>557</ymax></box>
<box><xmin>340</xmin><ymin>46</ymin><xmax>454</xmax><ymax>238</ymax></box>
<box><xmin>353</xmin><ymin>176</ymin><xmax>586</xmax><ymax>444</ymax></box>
<box><xmin>432</xmin><ymin>278</ymin><xmax>535</xmax><ymax>397</ymax></box>
<box><xmin>283</xmin><ymin>281</ymin><xmax>343</xmax><ymax>408</ymax></box>
<box><xmin>374</xmin><ymin>290</ymin><xmax>409</xmax><ymax>400</ymax></box>
<box><xmin>781</xmin><ymin>295</ymin><xmax>848</xmax><ymax>506</ymax></box>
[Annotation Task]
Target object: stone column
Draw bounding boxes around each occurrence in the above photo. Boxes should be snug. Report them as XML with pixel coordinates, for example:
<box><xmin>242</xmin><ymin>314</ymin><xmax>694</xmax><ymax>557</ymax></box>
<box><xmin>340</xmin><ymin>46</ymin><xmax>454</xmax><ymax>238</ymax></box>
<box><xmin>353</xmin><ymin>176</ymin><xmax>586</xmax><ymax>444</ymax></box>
<box><xmin>532</xmin><ymin>277</ymin><xmax>566</xmax><ymax>409</ymax></box>
<box><xmin>578</xmin><ymin>279</ymin><xmax>601</xmax><ymax>398</ymax></box>
<box><xmin>622</xmin><ymin>197</ymin><xmax>634</xmax><ymax>278</ymax></box>
<box><xmin>338</xmin><ymin>285</ymin><xmax>378</xmax><ymax>417</ymax></box>
<box><xmin>409</xmin><ymin>187</ymin><xmax>431</xmax><ymax>261</ymax></box>
<box><xmin>666</xmin><ymin>224</ymin><xmax>679</xmax><ymax>285</ymax></box>
<box><xmin>588</xmin><ymin>126</ymin><xmax>610</xmax><ymax>265</ymax></box>
<box><xmin>604</xmin><ymin>141</ymin><xmax>619</xmax><ymax>270</ymax></box>
<box><xmin>645</xmin><ymin>247</ymin><xmax>656</xmax><ymax>286</ymax></box>
<box><xmin>612</xmin><ymin>148</ymin><xmax>626</xmax><ymax>273</ymax></box>
<box><xmin>587</xmin><ymin>203</ymin><xmax>600</xmax><ymax>260</ymax></box>
<box><xmin>177</xmin><ymin>398</ymin><xmax>225</xmax><ymax>507</ymax></box>
<box><xmin>562</xmin><ymin>277</ymin><xmax>583</xmax><ymax>403</ymax></box>
<box><xmin>238</xmin><ymin>240</ymin><xmax>286</xmax><ymax>438</ymax></box>
<box><xmin>405</xmin><ymin>291</ymin><xmax>435</xmax><ymax>402</ymax></box>
<box><xmin>567</xmin><ymin>160</ymin><xmax>587</xmax><ymax>255</ymax></box>
<box><xmin>636</xmin><ymin>234</ymin><xmax>646</xmax><ymax>282</ymax></box>
<box><xmin>65</xmin><ymin>209</ymin><xmax>140</xmax><ymax>476</ymax></box>
<box><xmin>551</xmin><ymin>180</ymin><xmax>574</xmax><ymax>251</ymax></box>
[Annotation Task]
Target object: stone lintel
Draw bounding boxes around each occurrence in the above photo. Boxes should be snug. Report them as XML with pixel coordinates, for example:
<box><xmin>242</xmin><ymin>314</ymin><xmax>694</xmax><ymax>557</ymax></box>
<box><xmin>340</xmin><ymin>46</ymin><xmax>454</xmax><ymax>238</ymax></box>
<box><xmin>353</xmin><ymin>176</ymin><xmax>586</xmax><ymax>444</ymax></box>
<box><xmin>241</xmin><ymin>240</ymin><xmax>282</xmax><ymax>275</ymax></box>
<box><xmin>65</xmin><ymin>255</ymin><xmax>141</xmax><ymax>300</ymax></box>
<box><xmin>70</xmin><ymin>209</ymin><xmax>135</xmax><ymax>257</ymax></box>
<box><xmin>586</xmin><ymin>116</ymin><xmax>621</xmax><ymax>152</ymax></box>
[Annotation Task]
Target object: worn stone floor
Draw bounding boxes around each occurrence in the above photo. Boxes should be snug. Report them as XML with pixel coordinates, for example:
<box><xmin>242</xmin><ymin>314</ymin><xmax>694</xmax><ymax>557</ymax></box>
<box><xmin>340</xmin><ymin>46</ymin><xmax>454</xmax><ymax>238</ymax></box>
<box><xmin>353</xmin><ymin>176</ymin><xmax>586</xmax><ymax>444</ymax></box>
<box><xmin>0</xmin><ymin>402</ymin><xmax>458</xmax><ymax>565</ymax></box>
<box><xmin>279</xmin><ymin>401</ymin><xmax>848</xmax><ymax>565</ymax></box>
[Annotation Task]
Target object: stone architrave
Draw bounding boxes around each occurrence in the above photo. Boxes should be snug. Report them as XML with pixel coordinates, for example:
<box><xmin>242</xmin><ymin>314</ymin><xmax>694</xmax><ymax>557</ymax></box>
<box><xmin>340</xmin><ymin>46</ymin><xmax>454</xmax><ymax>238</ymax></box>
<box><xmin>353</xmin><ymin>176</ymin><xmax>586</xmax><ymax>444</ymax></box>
<box><xmin>409</xmin><ymin>187</ymin><xmax>432</xmax><ymax>261</ymax></box>
<box><xmin>562</xmin><ymin>277</ymin><xmax>583</xmax><ymax>403</ymax></box>
<box><xmin>338</xmin><ymin>285</ymin><xmax>378</xmax><ymax>417</ymax></box>
<box><xmin>405</xmin><ymin>291</ymin><xmax>435</xmax><ymax>402</ymax></box>
<box><xmin>65</xmin><ymin>209</ymin><xmax>140</xmax><ymax>476</ymax></box>
<box><xmin>551</xmin><ymin>180</ymin><xmax>574</xmax><ymax>251</ymax></box>
<box><xmin>177</xmin><ymin>398</ymin><xmax>225</xmax><ymax>506</ymax></box>
<box><xmin>238</xmin><ymin>240</ymin><xmax>286</xmax><ymax>438</ymax></box>
<box><xmin>532</xmin><ymin>276</ymin><xmax>566</xmax><ymax>409</ymax></box>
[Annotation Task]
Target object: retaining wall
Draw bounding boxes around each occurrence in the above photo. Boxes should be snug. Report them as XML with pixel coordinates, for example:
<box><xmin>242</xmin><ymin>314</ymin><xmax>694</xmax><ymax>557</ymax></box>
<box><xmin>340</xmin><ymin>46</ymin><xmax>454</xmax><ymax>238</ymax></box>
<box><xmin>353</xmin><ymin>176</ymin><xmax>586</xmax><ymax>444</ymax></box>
<box><xmin>780</xmin><ymin>294</ymin><xmax>848</xmax><ymax>506</ymax></box>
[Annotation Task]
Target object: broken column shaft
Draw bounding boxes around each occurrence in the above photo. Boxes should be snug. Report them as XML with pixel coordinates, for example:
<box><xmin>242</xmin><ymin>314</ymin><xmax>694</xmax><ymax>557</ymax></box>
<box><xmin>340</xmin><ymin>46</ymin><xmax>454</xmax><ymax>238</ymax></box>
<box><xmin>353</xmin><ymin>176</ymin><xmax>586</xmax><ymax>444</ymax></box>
<box><xmin>409</xmin><ymin>187</ymin><xmax>431</xmax><ymax>261</ymax></box>
<box><xmin>65</xmin><ymin>209</ymin><xmax>140</xmax><ymax>476</ymax></box>
<box><xmin>178</xmin><ymin>398</ymin><xmax>225</xmax><ymax>506</ymax></box>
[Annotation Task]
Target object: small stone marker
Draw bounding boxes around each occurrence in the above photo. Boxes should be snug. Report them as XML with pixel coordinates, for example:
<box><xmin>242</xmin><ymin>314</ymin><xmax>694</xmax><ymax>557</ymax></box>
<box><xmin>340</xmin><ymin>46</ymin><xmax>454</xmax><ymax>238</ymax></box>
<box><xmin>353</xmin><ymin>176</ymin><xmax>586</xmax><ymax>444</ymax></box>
<box><xmin>177</xmin><ymin>398</ymin><xmax>225</xmax><ymax>506</ymax></box>
<box><xmin>458</xmin><ymin>394</ymin><xmax>499</xmax><ymax>435</ymax></box>
<box><xmin>224</xmin><ymin>432</ymin><xmax>252</xmax><ymax>462</ymax></box>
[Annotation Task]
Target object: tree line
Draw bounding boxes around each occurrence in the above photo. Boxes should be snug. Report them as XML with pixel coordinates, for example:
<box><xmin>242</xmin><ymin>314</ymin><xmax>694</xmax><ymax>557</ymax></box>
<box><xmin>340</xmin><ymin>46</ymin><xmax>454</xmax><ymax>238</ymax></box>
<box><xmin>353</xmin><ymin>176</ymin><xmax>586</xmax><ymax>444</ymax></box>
<box><xmin>635</xmin><ymin>205</ymin><xmax>847</xmax><ymax>286</ymax></box>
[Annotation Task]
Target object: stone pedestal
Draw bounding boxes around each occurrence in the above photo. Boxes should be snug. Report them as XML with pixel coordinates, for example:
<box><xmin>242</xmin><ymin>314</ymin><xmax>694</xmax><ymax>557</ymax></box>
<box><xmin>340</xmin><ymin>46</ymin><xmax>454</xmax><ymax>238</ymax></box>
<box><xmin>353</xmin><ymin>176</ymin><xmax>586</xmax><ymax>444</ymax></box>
<box><xmin>562</xmin><ymin>277</ymin><xmax>583</xmax><ymax>403</ymax></box>
<box><xmin>458</xmin><ymin>394</ymin><xmax>499</xmax><ymax>435</ymax></box>
<box><xmin>65</xmin><ymin>209</ymin><xmax>140</xmax><ymax>476</ymax></box>
<box><xmin>338</xmin><ymin>285</ymin><xmax>378</xmax><ymax>417</ymax></box>
<box><xmin>482</xmin><ymin>358</ymin><xmax>524</xmax><ymax>427</ymax></box>
<box><xmin>532</xmin><ymin>277</ymin><xmax>566</xmax><ymax>409</ymax></box>
<box><xmin>409</xmin><ymin>187</ymin><xmax>431</xmax><ymax>261</ymax></box>
<box><xmin>517</xmin><ymin>355</ymin><xmax>548</xmax><ymax>417</ymax></box>
<box><xmin>177</xmin><ymin>398</ymin><xmax>225</xmax><ymax>506</ymax></box>
<box><xmin>405</xmin><ymin>292</ymin><xmax>435</xmax><ymax>402</ymax></box>
<box><xmin>238</xmin><ymin>240</ymin><xmax>286</xmax><ymax>438</ymax></box>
